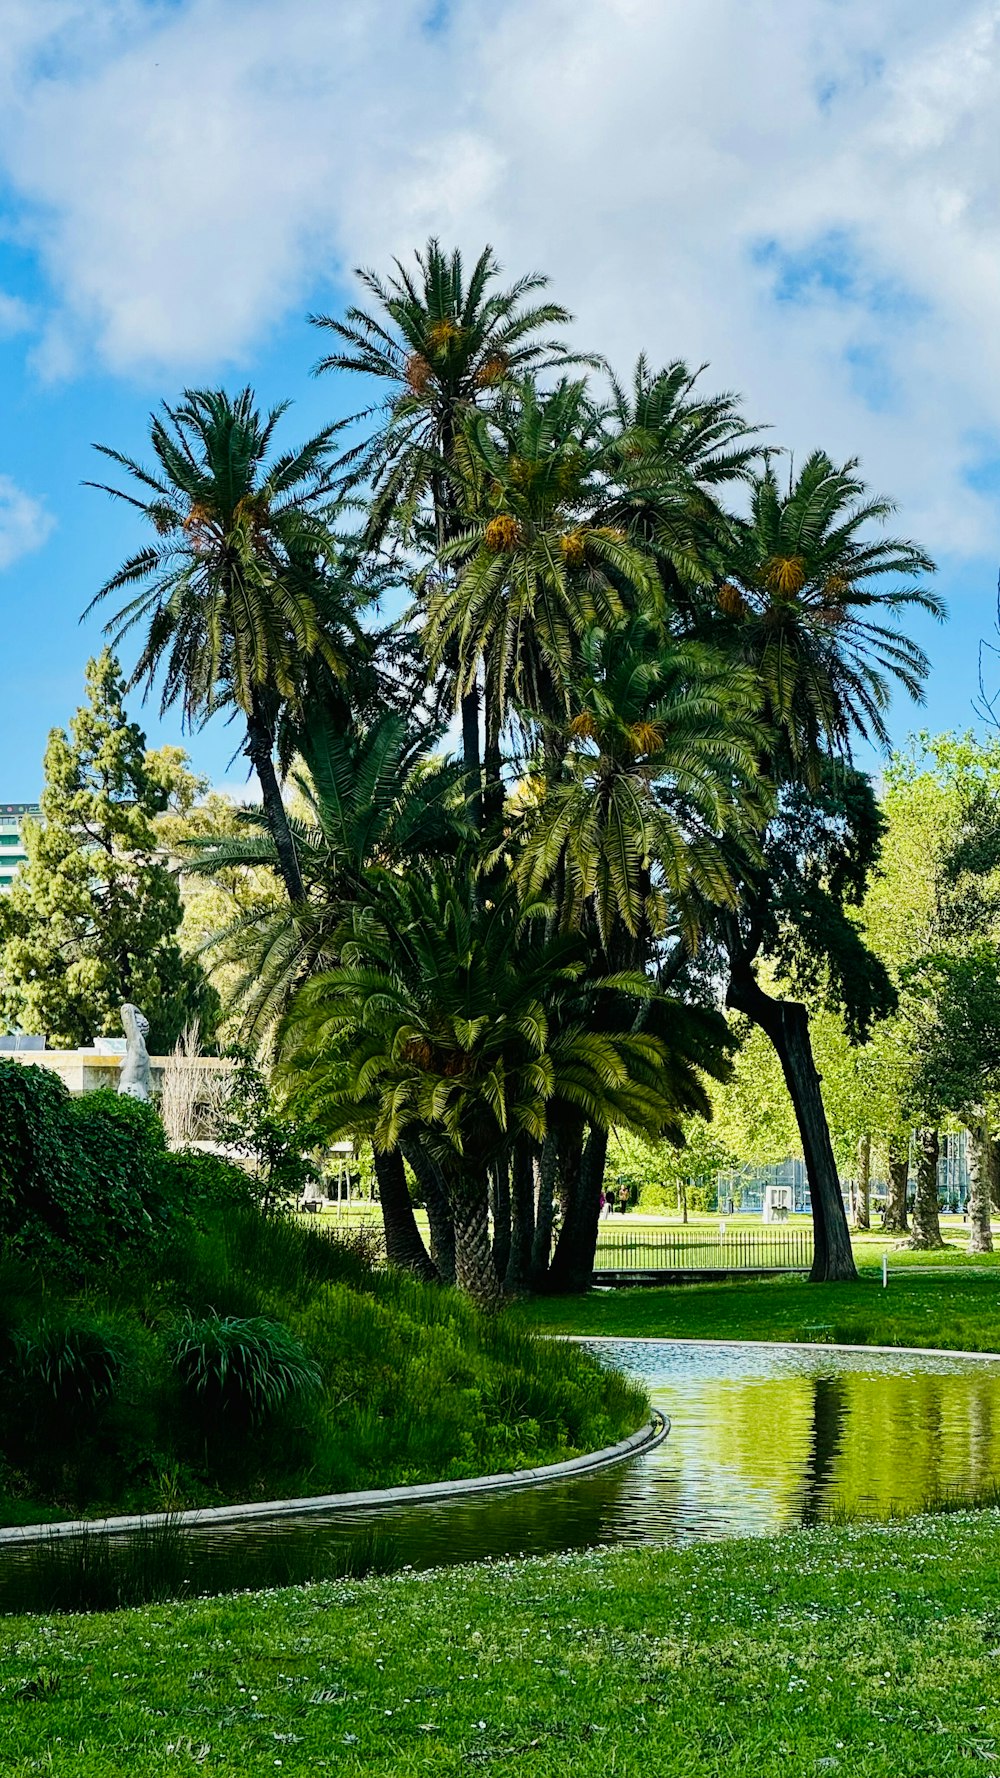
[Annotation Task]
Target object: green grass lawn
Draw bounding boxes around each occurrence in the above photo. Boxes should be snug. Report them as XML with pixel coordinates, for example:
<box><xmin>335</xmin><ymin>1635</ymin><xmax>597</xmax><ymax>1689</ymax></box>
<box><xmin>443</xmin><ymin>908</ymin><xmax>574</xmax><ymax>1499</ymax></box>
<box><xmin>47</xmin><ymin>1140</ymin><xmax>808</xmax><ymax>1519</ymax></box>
<box><xmin>6</xmin><ymin>1512</ymin><xmax>1000</xmax><ymax>1774</ymax></box>
<box><xmin>510</xmin><ymin>1266</ymin><xmax>1000</xmax><ymax>1350</ymax></box>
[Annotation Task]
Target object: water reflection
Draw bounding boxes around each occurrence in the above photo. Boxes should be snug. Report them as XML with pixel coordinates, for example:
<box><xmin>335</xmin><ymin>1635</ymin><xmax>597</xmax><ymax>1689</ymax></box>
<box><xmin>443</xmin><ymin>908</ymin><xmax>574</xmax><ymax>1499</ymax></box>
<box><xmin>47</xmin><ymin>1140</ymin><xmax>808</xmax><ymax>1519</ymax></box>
<box><xmin>5</xmin><ymin>1340</ymin><xmax>1000</xmax><ymax>1611</ymax></box>
<box><xmin>615</xmin><ymin>1339</ymin><xmax>1000</xmax><ymax>1539</ymax></box>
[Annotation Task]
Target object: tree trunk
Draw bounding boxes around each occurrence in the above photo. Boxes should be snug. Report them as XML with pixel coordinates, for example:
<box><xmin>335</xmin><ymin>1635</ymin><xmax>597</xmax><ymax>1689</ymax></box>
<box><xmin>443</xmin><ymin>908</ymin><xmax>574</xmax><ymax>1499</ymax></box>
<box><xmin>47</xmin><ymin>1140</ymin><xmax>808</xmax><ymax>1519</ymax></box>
<box><xmin>372</xmin><ymin>1150</ymin><xmax>438</xmax><ymax>1281</ymax></box>
<box><xmin>549</xmin><ymin>1127</ymin><xmax>609</xmax><ymax>1293</ymax></box>
<box><xmin>530</xmin><ymin>1129</ymin><xmax>560</xmax><ymax>1287</ymax></box>
<box><xmin>461</xmin><ymin>685</ymin><xmax>482</xmax><ymax>826</ymax></box>
<box><xmin>482</xmin><ymin>648</ymin><xmax>505</xmax><ymax>833</ymax></box>
<box><xmin>855</xmin><ymin>1134</ymin><xmax>871</xmax><ymax>1231</ymax></box>
<box><xmin>966</xmin><ymin>1116</ymin><xmax>994</xmax><ymax>1254</ymax></box>
<box><xmin>506</xmin><ymin>1139</ymin><xmax>536</xmax><ymax>1292</ymax></box>
<box><xmin>490</xmin><ymin>1155</ymin><xmax>511</xmax><ymax>1281</ymax></box>
<box><xmin>908</xmin><ymin>1129</ymin><xmax>944</xmax><ymax>1249</ymax></box>
<box><xmin>400</xmin><ymin>1137</ymin><xmax>456</xmax><ymax>1286</ymax></box>
<box><xmin>450</xmin><ymin>1181</ymin><xmax>504</xmax><ymax>1310</ymax></box>
<box><xmin>726</xmin><ymin>967</ymin><xmax>856</xmax><ymax>1282</ymax></box>
<box><xmin>245</xmin><ymin>697</ymin><xmax>304</xmax><ymax>904</ymax></box>
<box><xmin>883</xmin><ymin>1136</ymin><xmax>909</xmax><ymax>1234</ymax></box>
<box><xmin>678</xmin><ymin>1178</ymin><xmax>689</xmax><ymax>1224</ymax></box>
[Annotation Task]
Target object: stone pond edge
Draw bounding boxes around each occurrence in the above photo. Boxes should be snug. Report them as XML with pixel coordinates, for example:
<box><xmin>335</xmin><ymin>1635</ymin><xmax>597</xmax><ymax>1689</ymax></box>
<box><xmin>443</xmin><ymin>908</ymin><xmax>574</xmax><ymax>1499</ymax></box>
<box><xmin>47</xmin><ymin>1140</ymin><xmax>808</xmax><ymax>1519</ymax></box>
<box><xmin>0</xmin><ymin>1412</ymin><xmax>669</xmax><ymax>1548</ymax></box>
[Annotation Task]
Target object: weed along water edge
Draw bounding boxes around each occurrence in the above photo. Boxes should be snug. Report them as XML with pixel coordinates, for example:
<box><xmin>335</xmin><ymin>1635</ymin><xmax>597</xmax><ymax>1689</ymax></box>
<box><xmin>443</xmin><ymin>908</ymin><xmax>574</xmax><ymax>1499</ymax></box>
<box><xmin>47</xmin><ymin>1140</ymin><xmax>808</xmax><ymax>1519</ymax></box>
<box><xmin>6</xmin><ymin>1338</ymin><xmax>1000</xmax><ymax>1614</ymax></box>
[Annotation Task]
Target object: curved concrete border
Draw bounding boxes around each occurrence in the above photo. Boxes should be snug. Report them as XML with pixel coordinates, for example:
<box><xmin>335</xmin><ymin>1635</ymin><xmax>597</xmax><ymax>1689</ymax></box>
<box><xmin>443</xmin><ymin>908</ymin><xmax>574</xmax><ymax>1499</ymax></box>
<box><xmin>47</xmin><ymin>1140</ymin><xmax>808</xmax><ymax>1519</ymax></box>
<box><xmin>0</xmin><ymin>1412</ymin><xmax>669</xmax><ymax>1548</ymax></box>
<box><xmin>566</xmin><ymin>1334</ymin><xmax>1000</xmax><ymax>1360</ymax></box>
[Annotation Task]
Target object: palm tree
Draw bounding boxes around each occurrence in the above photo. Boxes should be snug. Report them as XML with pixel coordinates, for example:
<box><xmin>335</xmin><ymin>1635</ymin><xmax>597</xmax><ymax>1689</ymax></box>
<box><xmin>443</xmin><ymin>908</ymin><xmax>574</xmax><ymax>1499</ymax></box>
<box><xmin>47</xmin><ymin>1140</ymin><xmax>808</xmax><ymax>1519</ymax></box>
<box><xmin>599</xmin><ymin>356</ymin><xmax>762</xmax><ymax>621</ymax></box>
<box><xmin>311</xmin><ymin>240</ymin><xmax>588</xmax><ymax>784</ymax></box>
<box><xmin>278</xmin><ymin>868</ymin><xmax>692</xmax><ymax>1308</ymax></box>
<box><xmin>191</xmin><ymin>708</ymin><xmax>470</xmax><ymax>1045</ymax></box>
<box><xmin>716</xmin><ymin>450</ymin><xmax>940</xmax><ymax>760</ymax></box>
<box><xmin>427</xmin><ymin>379</ymin><xmax>658</xmax><ymax>820</ymax></box>
<box><xmin>506</xmin><ymin>614</ymin><xmax>765</xmax><ymax>1287</ymax></box>
<box><xmin>512</xmin><ymin>615</ymin><xmax>767</xmax><ymax>956</ymax></box>
<box><xmin>84</xmin><ymin>387</ymin><xmax>362</xmax><ymax>903</ymax></box>
<box><xmin>704</xmin><ymin>450</ymin><xmax>941</xmax><ymax>1280</ymax></box>
<box><xmin>192</xmin><ymin>710</ymin><xmax>470</xmax><ymax>1281</ymax></box>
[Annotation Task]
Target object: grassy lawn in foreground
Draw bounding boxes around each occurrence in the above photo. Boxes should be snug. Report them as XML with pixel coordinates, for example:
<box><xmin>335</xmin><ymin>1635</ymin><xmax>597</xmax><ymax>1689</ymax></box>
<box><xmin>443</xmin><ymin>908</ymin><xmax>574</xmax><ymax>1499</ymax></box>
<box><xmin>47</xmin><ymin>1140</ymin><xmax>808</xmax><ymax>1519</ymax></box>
<box><xmin>509</xmin><ymin>1266</ymin><xmax>1000</xmax><ymax>1349</ymax></box>
<box><xmin>5</xmin><ymin>1512</ymin><xmax>1000</xmax><ymax>1774</ymax></box>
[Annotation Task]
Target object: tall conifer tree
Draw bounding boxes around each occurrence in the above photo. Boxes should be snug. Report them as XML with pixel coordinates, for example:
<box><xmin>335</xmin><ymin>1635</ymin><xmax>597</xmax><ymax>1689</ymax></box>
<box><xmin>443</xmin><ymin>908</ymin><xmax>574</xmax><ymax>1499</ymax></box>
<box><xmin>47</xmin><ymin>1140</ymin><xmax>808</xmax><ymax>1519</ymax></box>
<box><xmin>0</xmin><ymin>651</ymin><xmax>215</xmax><ymax>1050</ymax></box>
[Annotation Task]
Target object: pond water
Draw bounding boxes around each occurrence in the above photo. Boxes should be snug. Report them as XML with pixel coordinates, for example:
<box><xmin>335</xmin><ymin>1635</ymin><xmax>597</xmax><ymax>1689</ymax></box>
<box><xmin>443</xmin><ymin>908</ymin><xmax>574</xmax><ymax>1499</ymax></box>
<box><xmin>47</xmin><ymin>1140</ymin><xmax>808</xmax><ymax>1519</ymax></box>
<box><xmin>5</xmin><ymin>1339</ymin><xmax>1000</xmax><ymax>1611</ymax></box>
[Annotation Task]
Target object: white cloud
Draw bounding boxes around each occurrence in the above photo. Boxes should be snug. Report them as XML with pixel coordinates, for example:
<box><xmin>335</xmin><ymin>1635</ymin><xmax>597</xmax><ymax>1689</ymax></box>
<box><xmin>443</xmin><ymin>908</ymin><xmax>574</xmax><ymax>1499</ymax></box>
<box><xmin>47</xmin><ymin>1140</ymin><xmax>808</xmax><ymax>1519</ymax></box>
<box><xmin>0</xmin><ymin>475</ymin><xmax>54</xmax><ymax>570</ymax></box>
<box><xmin>0</xmin><ymin>0</ymin><xmax>997</xmax><ymax>560</ymax></box>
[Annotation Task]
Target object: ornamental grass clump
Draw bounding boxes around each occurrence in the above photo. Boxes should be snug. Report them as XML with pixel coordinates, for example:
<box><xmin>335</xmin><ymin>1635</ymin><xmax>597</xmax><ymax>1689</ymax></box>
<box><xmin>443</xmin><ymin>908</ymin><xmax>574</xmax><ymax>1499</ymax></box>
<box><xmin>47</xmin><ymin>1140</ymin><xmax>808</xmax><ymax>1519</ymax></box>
<box><xmin>172</xmin><ymin>1313</ymin><xmax>322</xmax><ymax>1426</ymax></box>
<box><xmin>10</xmin><ymin>1317</ymin><xmax>126</xmax><ymax>1416</ymax></box>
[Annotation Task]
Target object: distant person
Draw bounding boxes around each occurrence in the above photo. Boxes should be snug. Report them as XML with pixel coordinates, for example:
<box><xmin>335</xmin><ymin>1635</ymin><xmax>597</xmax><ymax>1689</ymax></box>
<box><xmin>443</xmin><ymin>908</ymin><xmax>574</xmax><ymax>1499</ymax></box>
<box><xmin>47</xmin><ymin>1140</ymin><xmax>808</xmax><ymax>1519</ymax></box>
<box><xmin>618</xmin><ymin>1185</ymin><xmax>629</xmax><ymax>1215</ymax></box>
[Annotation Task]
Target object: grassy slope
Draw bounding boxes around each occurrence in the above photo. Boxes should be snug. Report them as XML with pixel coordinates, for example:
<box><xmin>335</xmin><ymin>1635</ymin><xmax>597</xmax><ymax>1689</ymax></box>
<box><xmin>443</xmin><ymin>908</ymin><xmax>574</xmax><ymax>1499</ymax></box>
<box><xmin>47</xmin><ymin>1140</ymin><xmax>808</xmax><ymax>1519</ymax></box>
<box><xmin>5</xmin><ymin>1513</ymin><xmax>1000</xmax><ymax>1774</ymax></box>
<box><xmin>0</xmin><ymin>1211</ymin><xmax>647</xmax><ymax>1528</ymax></box>
<box><xmin>509</xmin><ymin>1267</ymin><xmax>1000</xmax><ymax>1349</ymax></box>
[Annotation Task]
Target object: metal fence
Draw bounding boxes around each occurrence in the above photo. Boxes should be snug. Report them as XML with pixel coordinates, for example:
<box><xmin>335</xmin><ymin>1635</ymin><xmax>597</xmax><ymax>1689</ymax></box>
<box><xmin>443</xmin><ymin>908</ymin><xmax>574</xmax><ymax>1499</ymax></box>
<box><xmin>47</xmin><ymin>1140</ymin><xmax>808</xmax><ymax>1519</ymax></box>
<box><xmin>593</xmin><ymin>1225</ymin><xmax>814</xmax><ymax>1273</ymax></box>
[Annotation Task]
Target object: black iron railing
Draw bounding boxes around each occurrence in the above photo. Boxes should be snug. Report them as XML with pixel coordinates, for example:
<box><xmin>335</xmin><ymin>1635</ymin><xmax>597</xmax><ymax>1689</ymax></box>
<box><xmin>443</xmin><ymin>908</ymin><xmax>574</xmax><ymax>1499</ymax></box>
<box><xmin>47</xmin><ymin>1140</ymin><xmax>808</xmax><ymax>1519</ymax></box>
<box><xmin>593</xmin><ymin>1225</ymin><xmax>813</xmax><ymax>1273</ymax></box>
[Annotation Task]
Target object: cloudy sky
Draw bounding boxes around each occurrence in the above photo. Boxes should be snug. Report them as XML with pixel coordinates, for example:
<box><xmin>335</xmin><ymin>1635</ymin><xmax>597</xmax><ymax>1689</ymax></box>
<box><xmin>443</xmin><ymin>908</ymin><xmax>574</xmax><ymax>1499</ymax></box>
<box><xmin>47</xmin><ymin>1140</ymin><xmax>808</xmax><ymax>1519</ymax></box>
<box><xmin>0</xmin><ymin>0</ymin><xmax>998</xmax><ymax>796</ymax></box>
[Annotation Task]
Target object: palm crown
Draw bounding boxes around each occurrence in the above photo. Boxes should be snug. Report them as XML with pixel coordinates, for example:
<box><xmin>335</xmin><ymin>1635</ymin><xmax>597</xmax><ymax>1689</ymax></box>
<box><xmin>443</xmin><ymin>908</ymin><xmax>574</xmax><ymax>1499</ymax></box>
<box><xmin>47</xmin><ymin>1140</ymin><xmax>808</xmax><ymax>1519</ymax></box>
<box><xmin>428</xmin><ymin>379</ymin><xmax>657</xmax><ymax>736</ymax></box>
<box><xmin>85</xmin><ymin>387</ymin><xmax>352</xmax><ymax>724</ymax></box>
<box><xmin>513</xmin><ymin>616</ymin><xmax>768</xmax><ymax>949</ymax></box>
<box><xmin>312</xmin><ymin>239</ymin><xmax>586</xmax><ymax>547</ymax></box>
<box><xmin>713</xmin><ymin>451</ymin><xmax>941</xmax><ymax>760</ymax></box>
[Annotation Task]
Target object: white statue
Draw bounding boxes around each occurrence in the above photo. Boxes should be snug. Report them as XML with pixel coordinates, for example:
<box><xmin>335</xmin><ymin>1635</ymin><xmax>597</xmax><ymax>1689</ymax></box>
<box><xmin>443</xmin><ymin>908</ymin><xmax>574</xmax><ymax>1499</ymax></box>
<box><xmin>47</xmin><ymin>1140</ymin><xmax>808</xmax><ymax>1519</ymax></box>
<box><xmin>118</xmin><ymin>1004</ymin><xmax>152</xmax><ymax>1102</ymax></box>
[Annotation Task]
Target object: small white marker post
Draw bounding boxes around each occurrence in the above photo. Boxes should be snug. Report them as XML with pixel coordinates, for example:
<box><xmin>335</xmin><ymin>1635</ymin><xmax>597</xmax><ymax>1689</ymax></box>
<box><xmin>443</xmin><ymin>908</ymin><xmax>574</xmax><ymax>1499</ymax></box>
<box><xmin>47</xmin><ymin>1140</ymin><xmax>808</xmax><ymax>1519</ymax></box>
<box><xmin>882</xmin><ymin>1252</ymin><xmax>888</xmax><ymax>1290</ymax></box>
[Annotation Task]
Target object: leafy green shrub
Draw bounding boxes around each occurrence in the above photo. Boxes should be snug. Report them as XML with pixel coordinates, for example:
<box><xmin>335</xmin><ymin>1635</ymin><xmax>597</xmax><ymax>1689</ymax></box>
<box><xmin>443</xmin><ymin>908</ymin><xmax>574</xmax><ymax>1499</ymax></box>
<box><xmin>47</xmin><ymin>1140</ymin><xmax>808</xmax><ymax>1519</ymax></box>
<box><xmin>0</xmin><ymin>1062</ymin><xmax>71</xmax><ymax>1241</ymax></box>
<box><xmin>0</xmin><ymin>1068</ymin><xmax>176</xmax><ymax>1274</ymax></box>
<box><xmin>159</xmin><ymin>1150</ymin><xmax>255</xmax><ymax>1215</ymax></box>
<box><xmin>172</xmin><ymin>1313</ymin><xmax>322</xmax><ymax>1425</ymax></box>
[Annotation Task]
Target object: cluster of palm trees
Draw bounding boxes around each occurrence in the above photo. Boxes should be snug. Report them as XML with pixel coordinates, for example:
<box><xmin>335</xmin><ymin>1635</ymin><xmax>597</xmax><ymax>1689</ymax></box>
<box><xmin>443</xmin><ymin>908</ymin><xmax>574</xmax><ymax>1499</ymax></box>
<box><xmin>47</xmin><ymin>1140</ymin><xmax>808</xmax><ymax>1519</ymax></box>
<box><xmin>86</xmin><ymin>241</ymin><xmax>941</xmax><ymax>1303</ymax></box>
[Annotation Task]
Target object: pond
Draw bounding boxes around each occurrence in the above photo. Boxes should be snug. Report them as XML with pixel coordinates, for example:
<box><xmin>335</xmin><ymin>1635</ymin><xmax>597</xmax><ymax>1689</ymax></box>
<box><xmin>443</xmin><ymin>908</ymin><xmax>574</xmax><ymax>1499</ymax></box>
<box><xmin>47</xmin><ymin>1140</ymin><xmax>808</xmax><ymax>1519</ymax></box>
<box><xmin>4</xmin><ymin>1338</ymin><xmax>1000</xmax><ymax>1612</ymax></box>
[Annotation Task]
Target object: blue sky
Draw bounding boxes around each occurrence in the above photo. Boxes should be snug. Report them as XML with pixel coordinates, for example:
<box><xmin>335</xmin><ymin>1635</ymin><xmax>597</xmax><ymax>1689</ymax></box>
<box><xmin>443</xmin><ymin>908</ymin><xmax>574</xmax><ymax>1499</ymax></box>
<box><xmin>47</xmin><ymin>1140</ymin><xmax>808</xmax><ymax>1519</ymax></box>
<box><xmin>0</xmin><ymin>0</ymin><xmax>998</xmax><ymax>798</ymax></box>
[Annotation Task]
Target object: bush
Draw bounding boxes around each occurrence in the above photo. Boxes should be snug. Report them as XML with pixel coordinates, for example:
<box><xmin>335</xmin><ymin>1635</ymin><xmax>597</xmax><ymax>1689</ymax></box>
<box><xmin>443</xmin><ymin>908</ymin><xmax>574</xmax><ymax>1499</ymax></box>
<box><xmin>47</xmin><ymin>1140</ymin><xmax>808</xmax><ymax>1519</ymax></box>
<box><xmin>158</xmin><ymin>1150</ymin><xmax>255</xmax><ymax>1217</ymax></box>
<box><xmin>0</xmin><ymin>1062</ymin><xmax>71</xmax><ymax>1242</ymax></box>
<box><xmin>10</xmin><ymin>1317</ymin><xmax>126</xmax><ymax>1415</ymax></box>
<box><xmin>0</xmin><ymin>1068</ymin><xmax>186</xmax><ymax>1275</ymax></box>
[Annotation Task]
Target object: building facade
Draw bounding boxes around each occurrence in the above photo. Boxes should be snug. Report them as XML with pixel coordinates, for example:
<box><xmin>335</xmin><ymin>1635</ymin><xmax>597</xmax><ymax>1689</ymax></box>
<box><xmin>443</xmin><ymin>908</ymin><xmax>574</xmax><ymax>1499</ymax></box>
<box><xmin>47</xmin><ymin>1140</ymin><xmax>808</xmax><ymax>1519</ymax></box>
<box><xmin>0</xmin><ymin>803</ymin><xmax>39</xmax><ymax>891</ymax></box>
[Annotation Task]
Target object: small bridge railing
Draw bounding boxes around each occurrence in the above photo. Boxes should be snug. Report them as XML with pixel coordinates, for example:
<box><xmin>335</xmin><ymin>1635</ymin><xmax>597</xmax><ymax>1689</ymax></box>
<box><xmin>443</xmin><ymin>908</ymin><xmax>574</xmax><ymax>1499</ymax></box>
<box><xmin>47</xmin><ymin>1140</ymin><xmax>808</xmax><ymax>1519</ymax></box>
<box><xmin>593</xmin><ymin>1226</ymin><xmax>813</xmax><ymax>1274</ymax></box>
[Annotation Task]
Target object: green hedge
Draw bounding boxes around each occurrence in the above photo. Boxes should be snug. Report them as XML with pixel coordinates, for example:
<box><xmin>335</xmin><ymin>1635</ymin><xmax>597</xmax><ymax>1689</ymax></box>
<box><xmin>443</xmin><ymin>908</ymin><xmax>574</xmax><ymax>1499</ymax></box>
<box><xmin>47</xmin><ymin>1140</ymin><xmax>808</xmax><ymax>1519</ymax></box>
<box><xmin>0</xmin><ymin>1063</ymin><xmax>252</xmax><ymax>1275</ymax></box>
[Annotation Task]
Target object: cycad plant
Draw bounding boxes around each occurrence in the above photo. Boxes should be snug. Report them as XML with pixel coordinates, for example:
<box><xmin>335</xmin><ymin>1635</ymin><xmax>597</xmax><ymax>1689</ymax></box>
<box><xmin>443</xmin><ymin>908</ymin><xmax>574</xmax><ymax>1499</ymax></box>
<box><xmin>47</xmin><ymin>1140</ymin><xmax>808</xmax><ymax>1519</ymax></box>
<box><xmin>85</xmin><ymin>388</ymin><xmax>365</xmax><ymax>902</ymax></box>
<box><xmin>278</xmin><ymin>867</ymin><xmax>702</xmax><ymax>1308</ymax></box>
<box><xmin>191</xmin><ymin>709</ymin><xmax>470</xmax><ymax>1045</ymax></box>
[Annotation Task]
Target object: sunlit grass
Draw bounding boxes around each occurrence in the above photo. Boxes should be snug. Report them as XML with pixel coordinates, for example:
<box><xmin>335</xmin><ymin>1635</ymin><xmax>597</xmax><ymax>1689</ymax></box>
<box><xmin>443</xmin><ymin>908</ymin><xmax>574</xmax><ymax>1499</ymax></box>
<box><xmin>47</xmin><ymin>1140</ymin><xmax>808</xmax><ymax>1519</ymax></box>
<box><xmin>511</xmin><ymin>1267</ymin><xmax>1000</xmax><ymax>1351</ymax></box>
<box><xmin>5</xmin><ymin>1512</ymin><xmax>1000</xmax><ymax>1773</ymax></box>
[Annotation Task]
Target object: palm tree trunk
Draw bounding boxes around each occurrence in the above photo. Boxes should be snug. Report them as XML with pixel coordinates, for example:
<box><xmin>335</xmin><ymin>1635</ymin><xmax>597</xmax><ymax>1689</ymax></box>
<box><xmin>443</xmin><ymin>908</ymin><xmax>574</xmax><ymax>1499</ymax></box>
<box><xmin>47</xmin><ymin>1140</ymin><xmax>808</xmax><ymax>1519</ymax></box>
<box><xmin>400</xmin><ymin>1137</ymin><xmax>456</xmax><ymax>1286</ymax></box>
<box><xmin>245</xmin><ymin>695</ymin><xmax>304</xmax><ymax>903</ymax></box>
<box><xmin>450</xmin><ymin>1180</ymin><xmax>504</xmax><ymax>1310</ymax></box>
<box><xmin>461</xmin><ymin>686</ymin><xmax>482</xmax><ymax>825</ymax></box>
<box><xmin>909</xmin><ymin>1129</ymin><xmax>944</xmax><ymax>1250</ymax></box>
<box><xmin>726</xmin><ymin>965</ymin><xmax>856</xmax><ymax>1282</ymax></box>
<box><xmin>530</xmin><ymin>1129</ymin><xmax>563</xmax><ymax>1288</ymax></box>
<box><xmin>548</xmin><ymin>1127</ymin><xmax>609</xmax><ymax>1293</ymax></box>
<box><xmin>372</xmin><ymin>1149</ymin><xmax>437</xmax><ymax>1281</ymax></box>
<box><xmin>855</xmin><ymin>1134</ymin><xmax>871</xmax><ymax>1231</ymax></box>
<box><xmin>883</xmin><ymin>1136</ymin><xmax>909</xmax><ymax>1234</ymax></box>
<box><xmin>506</xmin><ymin>1139</ymin><xmax>536</xmax><ymax>1292</ymax></box>
<box><xmin>966</xmin><ymin>1116</ymin><xmax>994</xmax><ymax>1254</ymax></box>
<box><xmin>490</xmin><ymin>1155</ymin><xmax>511</xmax><ymax>1280</ymax></box>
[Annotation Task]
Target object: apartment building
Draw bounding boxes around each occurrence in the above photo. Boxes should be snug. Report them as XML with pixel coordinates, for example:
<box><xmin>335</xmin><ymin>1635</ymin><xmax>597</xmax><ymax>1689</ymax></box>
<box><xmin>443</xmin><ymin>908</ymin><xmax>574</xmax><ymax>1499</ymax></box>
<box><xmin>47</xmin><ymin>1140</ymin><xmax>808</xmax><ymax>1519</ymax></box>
<box><xmin>0</xmin><ymin>803</ymin><xmax>39</xmax><ymax>891</ymax></box>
